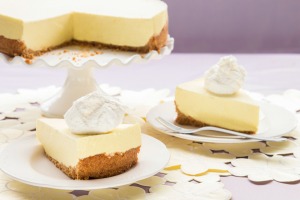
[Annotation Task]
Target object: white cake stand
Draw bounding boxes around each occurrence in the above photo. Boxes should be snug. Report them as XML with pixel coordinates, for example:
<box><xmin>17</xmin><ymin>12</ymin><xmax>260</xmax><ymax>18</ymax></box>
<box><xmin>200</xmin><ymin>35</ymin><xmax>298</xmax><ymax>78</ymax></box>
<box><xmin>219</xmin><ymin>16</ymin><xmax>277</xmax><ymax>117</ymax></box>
<box><xmin>0</xmin><ymin>37</ymin><xmax>174</xmax><ymax>118</ymax></box>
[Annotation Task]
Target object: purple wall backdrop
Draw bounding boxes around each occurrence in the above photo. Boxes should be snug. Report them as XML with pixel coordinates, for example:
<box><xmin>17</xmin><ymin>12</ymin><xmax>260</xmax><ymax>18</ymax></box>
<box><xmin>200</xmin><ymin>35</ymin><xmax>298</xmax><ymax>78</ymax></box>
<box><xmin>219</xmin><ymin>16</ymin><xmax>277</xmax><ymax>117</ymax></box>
<box><xmin>165</xmin><ymin>0</ymin><xmax>300</xmax><ymax>53</ymax></box>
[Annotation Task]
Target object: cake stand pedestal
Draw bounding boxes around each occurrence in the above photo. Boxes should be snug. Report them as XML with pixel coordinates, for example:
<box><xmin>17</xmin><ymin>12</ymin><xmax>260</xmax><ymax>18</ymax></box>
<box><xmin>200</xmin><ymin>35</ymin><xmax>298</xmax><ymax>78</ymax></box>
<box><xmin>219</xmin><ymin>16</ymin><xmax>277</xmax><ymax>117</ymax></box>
<box><xmin>40</xmin><ymin>67</ymin><xmax>99</xmax><ymax>118</ymax></box>
<box><xmin>0</xmin><ymin>37</ymin><xmax>174</xmax><ymax>118</ymax></box>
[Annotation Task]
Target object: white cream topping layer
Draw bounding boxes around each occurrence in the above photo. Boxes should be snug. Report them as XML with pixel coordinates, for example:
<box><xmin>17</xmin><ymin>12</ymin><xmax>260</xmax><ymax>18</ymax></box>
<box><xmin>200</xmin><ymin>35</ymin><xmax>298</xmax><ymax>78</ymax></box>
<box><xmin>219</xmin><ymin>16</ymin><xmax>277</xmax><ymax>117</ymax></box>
<box><xmin>64</xmin><ymin>90</ymin><xmax>125</xmax><ymax>134</ymax></box>
<box><xmin>204</xmin><ymin>55</ymin><xmax>246</xmax><ymax>95</ymax></box>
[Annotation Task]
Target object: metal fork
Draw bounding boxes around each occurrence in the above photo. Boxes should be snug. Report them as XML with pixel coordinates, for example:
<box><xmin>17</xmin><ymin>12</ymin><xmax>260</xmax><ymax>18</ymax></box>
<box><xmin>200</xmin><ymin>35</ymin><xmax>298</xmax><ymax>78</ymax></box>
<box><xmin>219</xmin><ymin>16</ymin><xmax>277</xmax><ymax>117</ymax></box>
<box><xmin>156</xmin><ymin>117</ymin><xmax>287</xmax><ymax>142</ymax></box>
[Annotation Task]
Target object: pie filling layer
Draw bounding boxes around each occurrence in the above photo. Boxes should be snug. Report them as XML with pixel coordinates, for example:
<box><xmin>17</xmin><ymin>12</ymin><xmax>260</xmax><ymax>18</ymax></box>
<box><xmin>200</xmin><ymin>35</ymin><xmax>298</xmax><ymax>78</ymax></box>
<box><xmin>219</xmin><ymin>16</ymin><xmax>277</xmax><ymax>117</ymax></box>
<box><xmin>175</xmin><ymin>104</ymin><xmax>256</xmax><ymax>134</ymax></box>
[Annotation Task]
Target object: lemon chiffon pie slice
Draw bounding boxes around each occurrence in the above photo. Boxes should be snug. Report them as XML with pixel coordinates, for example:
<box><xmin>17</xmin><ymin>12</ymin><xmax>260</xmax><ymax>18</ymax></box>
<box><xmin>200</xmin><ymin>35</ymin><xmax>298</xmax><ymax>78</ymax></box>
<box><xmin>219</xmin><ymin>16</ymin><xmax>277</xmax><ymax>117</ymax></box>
<box><xmin>36</xmin><ymin>91</ymin><xmax>141</xmax><ymax>180</ymax></box>
<box><xmin>175</xmin><ymin>56</ymin><xmax>259</xmax><ymax>134</ymax></box>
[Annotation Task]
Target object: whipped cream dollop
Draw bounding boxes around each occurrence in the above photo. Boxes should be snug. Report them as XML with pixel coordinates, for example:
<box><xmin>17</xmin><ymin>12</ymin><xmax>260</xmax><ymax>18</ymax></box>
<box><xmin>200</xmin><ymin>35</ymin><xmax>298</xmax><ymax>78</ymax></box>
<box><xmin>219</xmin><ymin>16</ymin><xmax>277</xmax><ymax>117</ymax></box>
<box><xmin>204</xmin><ymin>55</ymin><xmax>246</xmax><ymax>95</ymax></box>
<box><xmin>64</xmin><ymin>90</ymin><xmax>125</xmax><ymax>134</ymax></box>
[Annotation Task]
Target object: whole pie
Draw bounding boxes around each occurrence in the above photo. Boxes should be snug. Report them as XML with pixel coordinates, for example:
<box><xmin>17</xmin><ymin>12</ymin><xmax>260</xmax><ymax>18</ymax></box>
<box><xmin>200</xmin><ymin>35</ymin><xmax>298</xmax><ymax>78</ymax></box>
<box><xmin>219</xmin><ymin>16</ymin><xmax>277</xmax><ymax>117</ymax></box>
<box><xmin>0</xmin><ymin>0</ymin><xmax>168</xmax><ymax>58</ymax></box>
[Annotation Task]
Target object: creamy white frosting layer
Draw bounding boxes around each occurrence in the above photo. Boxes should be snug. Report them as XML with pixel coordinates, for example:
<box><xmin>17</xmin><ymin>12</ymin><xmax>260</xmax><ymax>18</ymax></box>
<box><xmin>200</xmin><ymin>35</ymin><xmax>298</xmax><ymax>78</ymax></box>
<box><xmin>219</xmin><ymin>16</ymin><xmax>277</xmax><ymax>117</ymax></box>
<box><xmin>36</xmin><ymin>118</ymin><xmax>141</xmax><ymax>167</ymax></box>
<box><xmin>0</xmin><ymin>0</ymin><xmax>168</xmax><ymax>49</ymax></box>
<box><xmin>64</xmin><ymin>90</ymin><xmax>125</xmax><ymax>134</ymax></box>
<box><xmin>204</xmin><ymin>55</ymin><xmax>246</xmax><ymax>95</ymax></box>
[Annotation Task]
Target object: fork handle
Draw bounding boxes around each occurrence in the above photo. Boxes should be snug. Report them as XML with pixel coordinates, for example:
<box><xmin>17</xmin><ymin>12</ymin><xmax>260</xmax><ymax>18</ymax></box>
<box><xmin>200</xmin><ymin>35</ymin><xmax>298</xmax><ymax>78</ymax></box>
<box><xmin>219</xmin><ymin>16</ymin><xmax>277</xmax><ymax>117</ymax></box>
<box><xmin>189</xmin><ymin>126</ymin><xmax>286</xmax><ymax>142</ymax></box>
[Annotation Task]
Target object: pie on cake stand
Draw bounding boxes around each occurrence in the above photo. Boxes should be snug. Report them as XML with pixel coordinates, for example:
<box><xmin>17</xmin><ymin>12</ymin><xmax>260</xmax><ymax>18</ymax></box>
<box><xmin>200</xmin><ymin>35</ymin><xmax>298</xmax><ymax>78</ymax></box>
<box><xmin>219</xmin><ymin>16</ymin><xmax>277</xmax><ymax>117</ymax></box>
<box><xmin>0</xmin><ymin>37</ymin><xmax>174</xmax><ymax>118</ymax></box>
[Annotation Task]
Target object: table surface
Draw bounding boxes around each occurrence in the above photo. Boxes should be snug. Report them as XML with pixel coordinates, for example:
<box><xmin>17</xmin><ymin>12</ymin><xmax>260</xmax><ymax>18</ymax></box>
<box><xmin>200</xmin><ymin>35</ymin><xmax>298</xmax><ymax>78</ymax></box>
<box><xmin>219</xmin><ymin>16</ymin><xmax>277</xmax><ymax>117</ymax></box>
<box><xmin>1</xmin><ymin>53</ymin><xmax>300</xmax><ymax>200</ymax></box>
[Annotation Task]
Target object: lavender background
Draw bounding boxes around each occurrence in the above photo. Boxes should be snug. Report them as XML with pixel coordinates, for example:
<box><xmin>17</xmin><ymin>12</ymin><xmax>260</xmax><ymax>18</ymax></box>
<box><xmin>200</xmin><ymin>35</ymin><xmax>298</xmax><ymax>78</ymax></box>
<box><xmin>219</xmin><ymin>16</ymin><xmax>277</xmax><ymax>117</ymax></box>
<box><xmin>165</xmin><ymin>0</ymin><xmax>300</xmax><ymax>53</ymax></box>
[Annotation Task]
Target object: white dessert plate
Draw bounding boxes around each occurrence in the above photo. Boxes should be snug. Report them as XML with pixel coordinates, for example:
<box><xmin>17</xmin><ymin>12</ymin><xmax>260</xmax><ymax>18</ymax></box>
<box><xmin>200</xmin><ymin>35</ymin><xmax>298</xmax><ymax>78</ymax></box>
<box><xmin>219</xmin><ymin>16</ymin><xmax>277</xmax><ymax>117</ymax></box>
<box><xmin>0</xmin><ymin>133</ymin><xmax>170</xmax><ymax>190</ymax></box>
<box><xmin>146</xmin><ymin>101</ymin><xmax>298</xmax><ymax>143</ymax></box>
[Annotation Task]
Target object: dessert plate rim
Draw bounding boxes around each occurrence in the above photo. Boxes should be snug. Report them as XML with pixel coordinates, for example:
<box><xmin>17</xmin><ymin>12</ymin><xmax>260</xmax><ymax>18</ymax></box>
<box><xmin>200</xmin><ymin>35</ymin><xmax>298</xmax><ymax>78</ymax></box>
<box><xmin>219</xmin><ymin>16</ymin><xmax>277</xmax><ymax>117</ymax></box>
<box><xmin>0</xmin><ymin>133</ymin><xmax>170</xmax><ymax>190</ymax></box>
<box><xmin>146</xmin><ymin>101</ymin><xmax>298</xmax><ymax>143</ymax></box>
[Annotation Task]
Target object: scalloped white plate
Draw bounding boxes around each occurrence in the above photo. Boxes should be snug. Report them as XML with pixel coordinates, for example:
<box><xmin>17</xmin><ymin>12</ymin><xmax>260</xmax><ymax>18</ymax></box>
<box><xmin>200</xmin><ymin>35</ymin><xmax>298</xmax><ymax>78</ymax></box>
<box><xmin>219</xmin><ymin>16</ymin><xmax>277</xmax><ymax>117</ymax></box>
<box><xmin>0</xmin><ymin>133</ymin><xmax>170</xmax><ymax>190</ymax></box>
<box><xmin>0</xmin><ymin>37</ymin><xmax>174</xmax><ymax>68</ymax></box>
<box><xmin>146</xmin><ymin>101</ymin><xmax>298</xmax><ymax>143</ymax></box>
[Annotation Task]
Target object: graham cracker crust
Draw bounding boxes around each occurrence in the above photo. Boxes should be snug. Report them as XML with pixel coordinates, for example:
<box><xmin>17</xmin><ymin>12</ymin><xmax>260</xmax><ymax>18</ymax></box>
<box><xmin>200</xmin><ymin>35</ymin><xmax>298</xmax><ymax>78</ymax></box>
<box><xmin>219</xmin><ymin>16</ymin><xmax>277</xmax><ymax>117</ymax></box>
<box><xmin>45</xmin><ymin>146</ymin><xmax>141</xmax><ymax>180</ymax></box>
<box><xmin>175</xmin><ymin>102</ymin><xmax>255</xmax><ymax>135</ymax></box>
<box><xmin>0</xmin><ymin>24</ymin><xmax>168</xmax><ymax>59</ymax></box>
